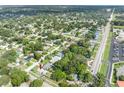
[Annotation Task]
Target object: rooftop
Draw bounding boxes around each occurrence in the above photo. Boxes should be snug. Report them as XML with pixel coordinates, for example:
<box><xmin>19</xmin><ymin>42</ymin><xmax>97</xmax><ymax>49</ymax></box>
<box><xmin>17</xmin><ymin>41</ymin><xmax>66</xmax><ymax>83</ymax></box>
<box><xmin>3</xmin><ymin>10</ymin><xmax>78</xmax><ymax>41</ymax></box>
<box><xmin>117</xmin><ymin>81</ymin><xmax>124</xmax><ymax>87</ymax></box>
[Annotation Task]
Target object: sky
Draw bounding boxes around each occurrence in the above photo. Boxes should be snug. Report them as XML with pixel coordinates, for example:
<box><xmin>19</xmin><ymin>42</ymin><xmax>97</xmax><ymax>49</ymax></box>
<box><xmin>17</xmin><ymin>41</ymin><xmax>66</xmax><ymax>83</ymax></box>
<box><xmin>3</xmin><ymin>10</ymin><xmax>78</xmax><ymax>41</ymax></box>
<box><xmin>0</xmin><ymin>0</ymin><xmax>124</xmax><ymax>5</ymax></box>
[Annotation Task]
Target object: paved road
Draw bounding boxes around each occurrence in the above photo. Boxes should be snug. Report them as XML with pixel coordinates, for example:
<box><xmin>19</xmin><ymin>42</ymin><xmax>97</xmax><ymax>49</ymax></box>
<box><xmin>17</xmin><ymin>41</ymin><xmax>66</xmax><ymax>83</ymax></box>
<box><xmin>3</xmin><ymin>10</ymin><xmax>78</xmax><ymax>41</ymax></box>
<box><xmin>91</xmin><ymin>8</ymin><xmax>115</xmax><ymax>75</ymax></box>
<box><xmin>105</xmin><ymin>60</ymin><xmax>112</xmax><ymax>86</ymax></box>
<box><xmin>29</xmin><ymin>71</ymin><xmax>58</xmax><ymax>87</ymax></box>
<box><xmin>105</xmin><ymin>39</ymin><xmax>113</xmax><ymax>86</ymax></box>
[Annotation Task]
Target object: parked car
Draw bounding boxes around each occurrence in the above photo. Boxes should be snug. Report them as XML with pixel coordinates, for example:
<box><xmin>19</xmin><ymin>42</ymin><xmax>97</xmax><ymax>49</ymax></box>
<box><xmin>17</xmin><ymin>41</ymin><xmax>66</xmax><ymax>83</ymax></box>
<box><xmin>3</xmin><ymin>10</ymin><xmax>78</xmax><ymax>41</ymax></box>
<box><xmin>112</xmin><ymin>57</ymin><xmax>119</xmax><ymax>61</ymax></box>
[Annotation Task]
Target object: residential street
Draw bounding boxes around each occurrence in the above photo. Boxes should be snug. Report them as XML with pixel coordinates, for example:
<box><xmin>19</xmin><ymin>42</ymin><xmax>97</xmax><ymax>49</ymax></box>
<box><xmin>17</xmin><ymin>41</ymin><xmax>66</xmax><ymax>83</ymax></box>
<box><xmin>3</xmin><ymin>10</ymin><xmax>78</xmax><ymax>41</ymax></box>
<box><xmin>25</xmin><ymin>46</ymin><xmax>60</xmax><ymax>72</ymax></box>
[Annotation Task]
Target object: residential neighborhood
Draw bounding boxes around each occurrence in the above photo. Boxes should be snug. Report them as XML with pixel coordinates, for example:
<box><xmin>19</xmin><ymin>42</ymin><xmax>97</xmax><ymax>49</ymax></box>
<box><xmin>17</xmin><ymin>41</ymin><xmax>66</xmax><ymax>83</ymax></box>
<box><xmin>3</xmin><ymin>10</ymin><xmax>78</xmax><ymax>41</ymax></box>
<box><xmin>0</xmin><ymin>5</ymin><xmax>124</xmax><ymax>87</ymax></box>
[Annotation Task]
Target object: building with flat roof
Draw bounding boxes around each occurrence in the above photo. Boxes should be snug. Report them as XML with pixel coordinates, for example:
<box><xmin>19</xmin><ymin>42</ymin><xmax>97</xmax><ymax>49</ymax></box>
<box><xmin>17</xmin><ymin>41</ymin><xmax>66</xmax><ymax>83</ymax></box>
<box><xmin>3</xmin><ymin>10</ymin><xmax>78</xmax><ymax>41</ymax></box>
<box><xmin>116</xmin><ymin>30</ymin><xmax>124</xmax><ymax>43</ymax></box>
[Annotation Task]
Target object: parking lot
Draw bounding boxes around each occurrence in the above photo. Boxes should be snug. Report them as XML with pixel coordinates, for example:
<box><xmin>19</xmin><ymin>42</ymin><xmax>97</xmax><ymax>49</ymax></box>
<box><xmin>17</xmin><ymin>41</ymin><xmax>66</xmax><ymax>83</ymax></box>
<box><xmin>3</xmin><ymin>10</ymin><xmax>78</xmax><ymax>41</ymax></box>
<box><xmin>109</xmin><ymin>38</ymin><xmax>124</xmax><ymax>63</ymax></box>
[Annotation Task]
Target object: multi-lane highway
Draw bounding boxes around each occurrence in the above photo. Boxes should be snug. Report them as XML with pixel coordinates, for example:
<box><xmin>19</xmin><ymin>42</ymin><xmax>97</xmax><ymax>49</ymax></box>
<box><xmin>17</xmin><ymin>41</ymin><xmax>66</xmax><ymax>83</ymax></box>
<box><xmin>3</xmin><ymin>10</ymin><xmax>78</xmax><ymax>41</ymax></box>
<box><xmin>91</xmin><ymin>8</ymin><xmax>115</xmax><ymax>75</ymax></box>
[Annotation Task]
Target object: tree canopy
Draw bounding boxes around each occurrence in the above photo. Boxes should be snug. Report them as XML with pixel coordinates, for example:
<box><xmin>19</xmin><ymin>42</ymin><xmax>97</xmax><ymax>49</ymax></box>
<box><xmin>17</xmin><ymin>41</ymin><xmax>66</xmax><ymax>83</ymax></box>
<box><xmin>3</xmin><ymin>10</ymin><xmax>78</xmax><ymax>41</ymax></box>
<box><xmin>92</xmin><ymin>73</ymin><xmax>105</xmax><ymax>87</ymax></box>
<box><xmin>30</xmin><ymin>79</ymin><xmax>43</xmax><ymax>87</ymax></box>
<box><xmin>51</xmin><ymin>70</ymin><xmax>66</xmax><ymax>81</ymax></box>
<box><xmin>10</xmin><ymin>69</ymin><xmax>29</xmax><ymax>86</ymax></box>
<box><xmin>119</xmin><ymin>75</ymin><xmax>124</xmax><ymax>81</ymax></box>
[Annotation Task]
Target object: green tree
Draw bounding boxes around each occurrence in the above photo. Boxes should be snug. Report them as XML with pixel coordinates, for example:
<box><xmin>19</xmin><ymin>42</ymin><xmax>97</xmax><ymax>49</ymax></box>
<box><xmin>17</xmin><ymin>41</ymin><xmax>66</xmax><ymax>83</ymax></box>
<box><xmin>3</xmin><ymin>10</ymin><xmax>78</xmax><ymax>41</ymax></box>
<box><xmin>81</xmin><ymin>72</ymin><xmax>93</xmax><ymax>83</ymax></box>
<box><xmin>23</xmin><ymin>45</ymin><xmax>31</xmax><ymax>55</ymax></box>
<box><xmin>69</xmin><ymin>44</ymin><xmax>79</xmax><ymax>53</ymax></box>
<box><xmin>11</xmin><ymin>74</ymin><xmax>22</xmax><ymax>86</ymax></box>
<box><xmin>0</xmin><ymin>58</ymin><xmax>8</xmax><ymax>69</ymax></box>
<box><xmin>93</xmin><ymin>73</ymin><xmax>105</xmax><ymax>87</ymax></box>
<box><xmin>51</xmin><ymin>70</ymin><xmax>66</xmax><ymax>81</ymax></box>
<box><xmin>34</xmin><ymin>52</ymin><xmax>42</xmax><ymax>60</ymax></box>
<box><xmin>66</xmin><ymin>75</ymin><xmax>74</xmax><ymax>81</ymax></box>
<box><xmin>34</xmin><ymin>41</ymin><xmax>43</xmax><ymax>51</ymax></box>
<box><xmin>30</xmin><ymin>79</ymin><xmax>43</xmax><ymax>87</ymax></box>
<box><xmin>2</xmin><ymin>49</ymin><xmax>17</xmax><ymax>63</ymax></box>
<box><xmin>59</xmin><ymin>80</ymin><xmax>68</xmax><ymax>87</ymax></box>
<box><xmin>22</xmin><ymin>38</ymin><xmax>29</xmax><ymax>45</ymax></box>
<box><xmin>77</xmin><ymin>39</ymin><xmax>90</xmax><ymax>48</ymax></box>
<box><xmin>10</xmin><ymin>69</ymin><xmax>29</xmax><ymax>86</ymax></box>
<box><xmin>0</xmin><ymin>67</ymin><xmax>10</xmax><ymax>75</ymax></box>
<box><xmin>119</xmin><ymin>75</ymin><xmax>124</xmax><ymax>81</ymax></box>
<box><xmin>77</xmin><ymin>63</ymin><xmax>87</xmax><ymax>74</ymax></box>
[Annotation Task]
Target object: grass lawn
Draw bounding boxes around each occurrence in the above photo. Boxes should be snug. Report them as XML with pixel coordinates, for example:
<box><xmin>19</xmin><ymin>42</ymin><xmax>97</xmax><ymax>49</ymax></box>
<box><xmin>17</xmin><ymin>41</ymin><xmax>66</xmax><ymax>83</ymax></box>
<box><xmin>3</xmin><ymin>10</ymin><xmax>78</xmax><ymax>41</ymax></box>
<box><xmin>113</xmin><ymin>19</ymin><xmax>124</xmax><ymax>22</ymax></box>
<box><xmin>103</xmin><ymin>32</ymin><xmax>112</xmax><ymax>62</ymax></box>
<box><xmin>114</xmin><ymin>62</ymin><xmax>124</xmax><ymax>69</ymax></box>
<box><xmin>42</xmin><ymin>59</ymin><xmax>50</xmax><ymax>64</ymax></box>
<box><xmin>99</xmin><ymin>63</ymin><xmax>108</xmax><ymax>76</ymax></box>
<box><xmin>31</xmin><ymin>67</ymin><xmax>38</xmax><ymax>74</ymax></box>
<box><xmin>113</xmin><ymin>26</ymin><xmax>124</xmax><ymax>29</ymax></box>
<box><xmin>99</xmin><ymin>31</ymin><xmax>112</xmax><ymax>75</ymax></box>
<box><xmin>26</xmin><ymin>62</ymin><xmax>33</xmax><ymax>66</ymax></box>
